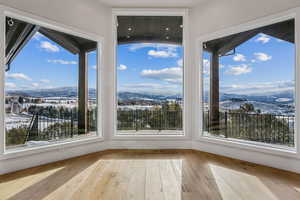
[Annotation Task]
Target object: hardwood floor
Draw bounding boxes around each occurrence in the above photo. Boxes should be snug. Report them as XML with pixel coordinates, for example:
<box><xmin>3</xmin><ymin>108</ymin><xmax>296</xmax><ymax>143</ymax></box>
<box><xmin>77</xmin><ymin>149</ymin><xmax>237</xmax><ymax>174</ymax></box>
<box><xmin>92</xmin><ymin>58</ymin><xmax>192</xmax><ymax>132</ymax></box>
<box><xmin>0</xmin><ymin>150</ymin><xmax>300</xmax><ymax>200</ymax></box>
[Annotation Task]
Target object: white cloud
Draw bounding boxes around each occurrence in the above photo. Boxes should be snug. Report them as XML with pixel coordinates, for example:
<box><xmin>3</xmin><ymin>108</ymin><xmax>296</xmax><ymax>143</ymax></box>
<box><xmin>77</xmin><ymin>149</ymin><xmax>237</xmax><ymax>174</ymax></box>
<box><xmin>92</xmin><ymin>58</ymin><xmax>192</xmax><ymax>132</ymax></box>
<box><xmin>120</xmin><ymin>83</ymin><xmax>180</xmax><ymax>95</ymax></box>
<box><xmin>225</xmin><ymin>64</ymin><xmax>252</xmax><ymax>75</ymax></box>
<box><xmin>128</xmin><ymin>43</ymin><xmax>179</xmax><ymax>51</ymax></box>
<box><xmin>91</xmin><ymin>65</ymin><xmax>97</xmax><ymax>70</ymax></box>
<box><xmin>6</xmin><ymin>73</ymin><xmax>32</xmax><ymax>81</ymax></box>
<box><xmin>123</xmin><ymin>83</ymin><xmax>177</xmax><ymax>89</ymax></box>
<box><xmin>141</xmin><ymin>67</ymin><xmax>182</xmax><ymax>84</ymax></box>
<box><xmin>47</xmin><ymin>59</ymin><xmax>77</xmax><ymax>65</ymax></box>
<box><xmin>276</xmin><ymin>39</ymin><xmax>283</xmax><ymax>42</ymax></box>
<box><xmin>33</xmin><ymin>32</ymin><xmax>44</xmax><ymax>41</ymax></box>
<box><xmin>40</xmin><ymin>41</ymin><xmax>60</xmax><ymax>52</ymax></box>
<box><xmin>40</xmin><ymin>79</ymin><xmax>50</xmax><ymax>83</ymax></box>
<box><xmin>233</xmin><ymin>53</ymin><xmax>246</xmax><ymax>62</ymax></box>
<box><xmin>31</xmin><ymin>83</ymin><xmax>39</xmax><ymax>87</ymax></box>
<box><xmin>220</xmin><ymin>80</ymin><xmax>294</xmax><ymax>95</ymax></box>
<box><xmin>8</xmin><ymin>84</ymin><xmax>56</xmax><ymax>90</ymax></box>
<box><xmin>177</xmin><ymin>58</ymin><xmax>183</xmax><ymax>67</ymax></box>
<box><xmin>255</xmin><ymin>34</ymin><xmax>270</xmax><ymax>44</ymax></box>
<box><xmin>5</xmin><ymin>82</ymin><xmax>16</xmax><ymax>89</ymax></box>
<box><xmin>254</xmin><ymin>52</ymin><xmax>272</xmax><ymax>61</ymax></box>
<box><xmin>148</xmin><ymin>49</ymin><xmax>177</xmax><ymax>58</ymax></box>
<box><xmin>118</xmin><ymin>64</ymin><xmax>127</xmax><ymax>71</ymax></box>
<box><xmin>203</xmin><ymin>59</ymin><xmax>210</xmax><ymax>75</ymax></box>
<box><xmin>128</xmin><ymin>43</ymin><xmax>179</xmax><ymax>58</ymax></box>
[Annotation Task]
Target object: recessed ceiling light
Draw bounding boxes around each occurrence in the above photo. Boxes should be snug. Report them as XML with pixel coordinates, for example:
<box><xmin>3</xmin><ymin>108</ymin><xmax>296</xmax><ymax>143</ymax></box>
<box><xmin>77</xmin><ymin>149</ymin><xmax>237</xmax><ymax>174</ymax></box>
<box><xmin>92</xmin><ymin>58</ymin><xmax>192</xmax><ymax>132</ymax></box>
<box><xmin>165</xmin><ymin>27</ymin><xmax>169</xmax><ymax>31</ymax></box>
<box><xmin>166</xmin><ymin>36</ymin><xmax>169</xmax><ymax>40</ymax></box>
<box><xmin>127</xmin><ymin>35</ymin><xmax>131</xmax><ymax>38</ymax></box>
<box><xmin>7</xmin><ymin>18</ymin><xmax>14</xmax><ymax>27</ymax></box>
<box><xmin>128</xmin><ymin>27</ymin><xmax>132</xmax><ymax>31</ymax></box>
<box><xmin>180</xmin><ymin>25</ymin><xmax>183</xmax><ymax>28</ymax></box>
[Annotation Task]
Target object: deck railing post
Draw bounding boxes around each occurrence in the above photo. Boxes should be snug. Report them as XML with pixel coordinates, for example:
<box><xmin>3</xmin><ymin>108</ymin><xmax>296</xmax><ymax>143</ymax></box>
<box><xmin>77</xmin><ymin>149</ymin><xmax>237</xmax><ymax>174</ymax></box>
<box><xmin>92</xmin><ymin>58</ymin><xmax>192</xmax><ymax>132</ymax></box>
<box><xmin>225</xmin><ymin>111</ymin><xmax>228</xmax><ymax>138</ymax></box>
<box><xmin>135</xmin><ymin>110</ymin><xmax>138</xmax><ymax>131</ymax></box>
<box><xmin>71</xmin><ymin>110</ymin><xmax>74</xmax><ymax>137</ymax></box>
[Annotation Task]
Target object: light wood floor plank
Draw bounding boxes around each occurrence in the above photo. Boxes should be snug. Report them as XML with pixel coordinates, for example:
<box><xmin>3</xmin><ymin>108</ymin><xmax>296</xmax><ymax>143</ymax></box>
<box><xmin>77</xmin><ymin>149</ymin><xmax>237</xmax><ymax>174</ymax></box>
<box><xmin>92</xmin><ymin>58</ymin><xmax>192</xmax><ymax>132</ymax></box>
<box><xmin>145</xmin><ymin>160</ymin><xmax>164</xmax><ymax>200</ymax></box>
<box><xmin>0</xmin><ymin>150</ymin><xmax>300</xmax><ymax>200</ymax></box>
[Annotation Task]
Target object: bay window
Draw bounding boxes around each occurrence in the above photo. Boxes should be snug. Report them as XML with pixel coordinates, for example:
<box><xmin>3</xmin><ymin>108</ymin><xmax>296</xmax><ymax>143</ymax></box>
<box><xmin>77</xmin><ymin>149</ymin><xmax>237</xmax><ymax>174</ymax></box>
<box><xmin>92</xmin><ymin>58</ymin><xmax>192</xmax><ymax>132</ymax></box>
<box><xmin>201</xmin><ymin>19</ymin><xmax>295</xmax><ymax>148</ymax></box>
<box><xmin>4</xmin><ymin>16</ymin><xmax>100</xmax><ymax>151</ymax></box>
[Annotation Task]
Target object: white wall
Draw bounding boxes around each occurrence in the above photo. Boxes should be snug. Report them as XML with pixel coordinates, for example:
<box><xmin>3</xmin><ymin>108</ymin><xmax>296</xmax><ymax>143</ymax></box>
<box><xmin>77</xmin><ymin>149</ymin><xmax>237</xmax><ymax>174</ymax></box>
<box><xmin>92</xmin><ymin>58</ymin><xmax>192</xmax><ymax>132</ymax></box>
<box><xmin>190</xmin><ymin>0</ymin><xmax>300</xmax><ymax>37</ymax></box>
<box><xmin>0</xmin><ymin>0</ymin><xmax>108</xmax><ymax>35</ymax></box>
<box><xmin>0</xmin><ymin>0</ymin><xmax>113</xmax><ymax>174</ymax></box>
<box><xmin>189</xmin><ymin>0</ymin><xmax>300</xmax><ymax>174</ymax></box>
<box><xmin>189</xmin><ymin>0</ymin><xmax>300</xmax><ymax>138</ymax></box>
<box><xmin>1</xmin><ymin>0</ymin><xmax>300</xmax><ymax>174</ymax></box>
<box><xmin>0</xmin><ymin>0</ymin><xmax>114</xmax><ymax>141</ymax></box>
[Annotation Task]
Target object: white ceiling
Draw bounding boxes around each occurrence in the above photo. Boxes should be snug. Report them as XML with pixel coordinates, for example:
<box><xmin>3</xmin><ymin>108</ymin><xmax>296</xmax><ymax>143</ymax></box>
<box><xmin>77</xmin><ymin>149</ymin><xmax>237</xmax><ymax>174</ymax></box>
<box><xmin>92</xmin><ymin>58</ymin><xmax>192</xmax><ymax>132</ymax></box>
<box><xmin>97</xmin><ymin>0</ymin><xmax>208</xmax><ymax>8</ymax></box>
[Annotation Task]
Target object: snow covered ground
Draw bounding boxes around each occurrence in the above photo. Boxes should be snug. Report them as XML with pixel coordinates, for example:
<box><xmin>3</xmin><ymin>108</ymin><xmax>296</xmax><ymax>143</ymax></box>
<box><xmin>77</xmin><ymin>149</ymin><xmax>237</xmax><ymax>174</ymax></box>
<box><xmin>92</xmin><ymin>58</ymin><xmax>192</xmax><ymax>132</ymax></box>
<box><xmin>5</xmin><ymin>113</ymin><xmax>32</xmax><ymax>130</ymax></box>
<box><xmin>203</xmin><ymin>101</ymin><xmax>295</xmax><ymax>115</ymax></box>
<box><xmin>24</xmin><ymin>102</ymin><xmax>77</xmax><ymax>109</ymax></box>
<box><xmin>5</xmin><ymin>113</ymin><xmax>72</xmax><ymax>131</ymax></box>
<box><xmin>118</xmin><ymin>105</ymin><xmax>159</xmax><ymax>110</ymax></box>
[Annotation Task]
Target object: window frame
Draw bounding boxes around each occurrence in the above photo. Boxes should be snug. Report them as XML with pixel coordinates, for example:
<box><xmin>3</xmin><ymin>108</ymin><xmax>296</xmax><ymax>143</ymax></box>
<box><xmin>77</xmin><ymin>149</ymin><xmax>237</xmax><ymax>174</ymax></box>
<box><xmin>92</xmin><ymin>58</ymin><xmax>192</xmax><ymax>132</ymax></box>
<box><xmin>0</xmin><ymin>6</ymin><xmax>104</xmax><ymax>156</ymax></box>
<box><xmin>111</xmin><ymin>8</ymin><xmax>190</xmax><ymax>139</ymax></box>
<box><xmin>196</xmin><ymin>9</ymin><xmax>300</xmax><ymax>158</ymax></box>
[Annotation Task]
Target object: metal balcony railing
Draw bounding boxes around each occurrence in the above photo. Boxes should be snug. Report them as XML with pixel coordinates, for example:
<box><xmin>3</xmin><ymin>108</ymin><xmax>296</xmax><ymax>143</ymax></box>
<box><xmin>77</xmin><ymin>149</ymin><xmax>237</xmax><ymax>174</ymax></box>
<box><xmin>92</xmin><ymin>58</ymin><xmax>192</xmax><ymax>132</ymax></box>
<box><xmin>6</xmin><ymin>109</ymin><xmax>97</xmax><ymax>146</ymax></box>
<box><xmin>7</xmin><ymin>108</ymin><xmax>294</xmax><ymax>147</ymax></box>
<box><xmin>117</xmin><ymin>110</ymin><xmax>183</xmax><ymax>131</ymax></box>
<box><xmin>203</xmin><ymin>111</ymin><xmax>295</xmax><ymax>146</ymax></box>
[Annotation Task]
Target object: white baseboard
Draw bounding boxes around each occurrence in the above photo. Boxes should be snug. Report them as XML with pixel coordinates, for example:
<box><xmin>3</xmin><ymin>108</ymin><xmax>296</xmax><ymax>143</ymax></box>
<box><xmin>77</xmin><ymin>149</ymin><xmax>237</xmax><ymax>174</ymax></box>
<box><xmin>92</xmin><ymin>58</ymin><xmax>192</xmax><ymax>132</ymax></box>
<box><xmin>192</xmin><ymin>141</ymin><xmax>300</xmax><ymax>174</ymax></box>
<box><xmin>0</xmin><ymin>140</ymin><xmax>190</xmax><ymax>175</ymax></box>
<box><xmin>108</xmin><ymin>140</ymin><xmax>192</xmax><ymax>149</ymax></box>
<box><xmin>0</xmin><ymin>141</ymin><xmax>107</xmax><ymax>175</ymax></box>
<box><xmin>1</xmin><ymin>139</ymin><xmax>300</xmax><ymax>175</ymax></box>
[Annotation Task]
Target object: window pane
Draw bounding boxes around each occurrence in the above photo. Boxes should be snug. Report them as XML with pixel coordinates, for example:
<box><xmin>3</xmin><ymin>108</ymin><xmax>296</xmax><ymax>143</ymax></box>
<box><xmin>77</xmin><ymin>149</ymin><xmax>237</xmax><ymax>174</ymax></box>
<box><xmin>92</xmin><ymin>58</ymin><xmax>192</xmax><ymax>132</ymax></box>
<box><xmin>5</xmin><ymin>17</ymin><xmax>98</xmax><ymax>150</ymax></box>
<box><xmin>116</xmin><ymin>16</ymin><xmax>184</xmax><ymax>135</ymax></box>
<box><xmin>202</xmin><ymin>19</ymin><xmax>295</xmax><ymax>147</ymax></box>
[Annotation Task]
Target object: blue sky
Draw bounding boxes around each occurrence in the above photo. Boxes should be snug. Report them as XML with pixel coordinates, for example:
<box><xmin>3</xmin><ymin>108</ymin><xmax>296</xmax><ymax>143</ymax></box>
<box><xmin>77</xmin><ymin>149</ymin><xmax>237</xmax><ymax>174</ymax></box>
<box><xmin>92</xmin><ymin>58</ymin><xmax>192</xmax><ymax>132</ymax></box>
<box><xmin>203</xmin><ymin>33</ymin><xmax>295</xmax><ymax>96</ymax></box>
<box><xmin>117</xmin><ymin>43</ymin><xmax>183</xmax><ymax>95</ymax></box>
<box><xmin>6</xmin><ymin>32</ymin><xmax>97</xmax><ymax>91</ymax></box>
<box><xmin>6</xmin><ymin>30</ymin><xmax>294</xmax><ymax>97</ymax></box>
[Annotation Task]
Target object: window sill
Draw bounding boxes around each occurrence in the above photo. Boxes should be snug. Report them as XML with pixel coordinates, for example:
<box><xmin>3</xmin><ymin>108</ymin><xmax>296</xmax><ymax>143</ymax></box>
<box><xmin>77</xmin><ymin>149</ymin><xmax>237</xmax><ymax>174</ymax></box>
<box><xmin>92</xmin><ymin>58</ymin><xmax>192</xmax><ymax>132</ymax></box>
<box><xmin>113</xmin><ymin>130</ymin><xmax>188</xmax><ymax>140</ymax></box>
<box><xmin>196</xmin><ymin>133</ymin><xmax>299</xmax><ymax>159</ymax></box>
<box><xmin>0</xmin><ymin>135</ymin><xmax>104</xmax><ymax>160</ymax></box>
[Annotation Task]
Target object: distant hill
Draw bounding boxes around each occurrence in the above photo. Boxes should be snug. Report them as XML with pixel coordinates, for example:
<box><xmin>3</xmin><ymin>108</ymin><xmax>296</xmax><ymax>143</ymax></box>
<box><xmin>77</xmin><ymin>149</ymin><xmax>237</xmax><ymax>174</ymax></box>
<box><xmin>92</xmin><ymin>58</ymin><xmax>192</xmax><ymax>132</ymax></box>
<box><xmin>6</xmin><ymin>87</ymin><xmax>293</xmax><ymax>105</ymax></box>
<box><xmin>6</xmin><ymin>87</ymin><xmax>182</xmax><ymax>101</ymax></box>
<box><xmin>223</xmin><ymin>91</ymin><xmax>294</xmax><ymax>104</ymax></box>
<box><xmin>118</xmin><ymin>92</ymin><xmax>182</xmax><ymax>101</ymax></box>
<box><xmin>6</xmin><ymin>87</ymin><xmax>295</xmax><ymax>114</ymax></box>
<box><xmin>7</xmin><ymin>87</ymin><xmax>95</xmax><ymax>98</ymax></box>
<box><xmin>202</xmin><ymin>91</ymin><xmax>294</xmax><ymax>105</ymax></box>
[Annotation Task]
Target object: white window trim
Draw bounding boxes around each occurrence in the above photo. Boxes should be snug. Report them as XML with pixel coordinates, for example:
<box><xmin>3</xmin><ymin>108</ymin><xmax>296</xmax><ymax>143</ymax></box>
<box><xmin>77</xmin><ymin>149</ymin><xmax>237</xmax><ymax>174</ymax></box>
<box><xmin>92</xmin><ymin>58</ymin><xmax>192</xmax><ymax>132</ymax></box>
<box><xmin>195</xmin><ymin>7</ymin><xmax>300</xmax><ymax>159</ymax></box>
<box><xmin>0</xmin><ymin>5</ymin><xmax>104</xmax><ymax>157</ymax></box>
<box><xmin>111</xmin><ymin>8</ymin><xmax>190</xmax><ymax>140</ymax></box>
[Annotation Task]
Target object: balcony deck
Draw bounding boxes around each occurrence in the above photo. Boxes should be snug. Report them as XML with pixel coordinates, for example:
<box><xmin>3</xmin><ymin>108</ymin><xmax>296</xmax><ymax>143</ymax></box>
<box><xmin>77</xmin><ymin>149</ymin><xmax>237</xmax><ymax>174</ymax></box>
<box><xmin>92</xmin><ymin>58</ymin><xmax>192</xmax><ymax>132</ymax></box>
<box><xmin>0</xmin><ymin>150</ymin><xmax>300</xmax><ymax>200</ymax></box>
